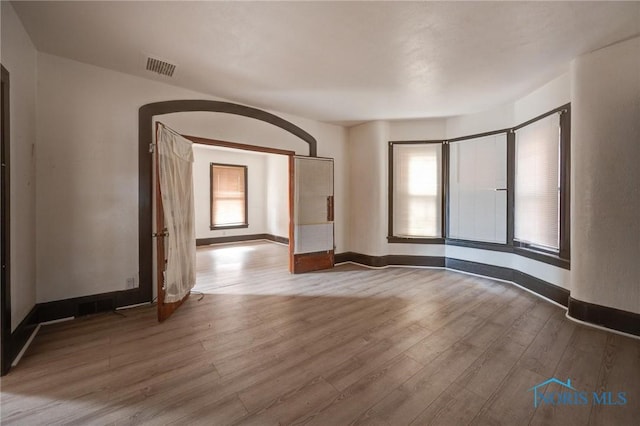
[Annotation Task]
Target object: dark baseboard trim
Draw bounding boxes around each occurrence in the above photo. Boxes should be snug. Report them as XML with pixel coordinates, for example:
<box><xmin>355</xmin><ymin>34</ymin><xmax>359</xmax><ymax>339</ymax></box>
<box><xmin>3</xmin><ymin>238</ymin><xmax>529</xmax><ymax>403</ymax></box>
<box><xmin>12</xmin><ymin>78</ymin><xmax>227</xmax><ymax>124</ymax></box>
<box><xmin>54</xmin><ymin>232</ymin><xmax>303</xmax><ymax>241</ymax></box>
<box><xmin>35</xmin><ymin>290</ymin><xmax>135</xmax><ymax>323</ymax></box>
<box><xmin>387</xmin><ymin>236</ymin><xmax>445</xmax><ymax>245</ymax></box>
<box><xmin>338</xmin><ymin>253</ymin><xmax>570</xmax><ymax>308</ymax></box>
<box><xmin>3</xmin><ymin>289</ymin><xmax>143</xmax><ymax>375</ymax></box>
<box><xmin>265</xmin><ymin>234</ymin><xmax>289</xmax><ymax>245</ymax></box>
<box><xmin>445</xmin><ymin>258</ymin><xmax>515</xmax><ymax>282</ymax></box>
<box><xmin>386</xmin><ymin>255</ymin><xmax>445</xmax><ymax>267</ymax></box>
<box><xmin>5</xmin><ymin>252</ymin><xmax>637</xmax><ymax>375</ymax></box>
<box><xmin>445</xmin><ymin>259</ymin><xmax>569</xmax><ymax>306</ymax></box>
<box><xmin>568</xmin><ymin>297</ymin><xmax>640</xmax><ymax>337</ymax></box>
<box><xmin>334</xmin><ymin>252</ymin><xmax>355</xmax><ymax>264</ymax></box>
<box><xmin>513</xmin><ymin>270</ymin><xmax>570</xmax><ymax>307</ymax></box>
<box><xmin>196</xmin><ymin>234</ymin><xmax>289</xmax><ymax>246</ymax></box>
<box><xmin>7</xmin><ymin>305</ymin><xmax>39</xmax><ymax>370</ymax></box>
<box><xmin>334</xmin><ymin>252</ymin><xmax>445</xmax><ymax>268</ymax></box>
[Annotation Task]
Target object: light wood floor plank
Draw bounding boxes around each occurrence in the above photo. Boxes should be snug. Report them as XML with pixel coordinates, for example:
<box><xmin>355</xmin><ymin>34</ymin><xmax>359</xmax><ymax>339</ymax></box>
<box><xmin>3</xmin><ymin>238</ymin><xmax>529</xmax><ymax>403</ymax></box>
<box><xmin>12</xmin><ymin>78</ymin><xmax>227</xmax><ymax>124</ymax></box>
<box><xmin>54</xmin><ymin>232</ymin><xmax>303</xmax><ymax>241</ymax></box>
<box><xmin>1</xmin><ymin>241</ymin><xmax>638</xmax><ymax>425</ymax></box>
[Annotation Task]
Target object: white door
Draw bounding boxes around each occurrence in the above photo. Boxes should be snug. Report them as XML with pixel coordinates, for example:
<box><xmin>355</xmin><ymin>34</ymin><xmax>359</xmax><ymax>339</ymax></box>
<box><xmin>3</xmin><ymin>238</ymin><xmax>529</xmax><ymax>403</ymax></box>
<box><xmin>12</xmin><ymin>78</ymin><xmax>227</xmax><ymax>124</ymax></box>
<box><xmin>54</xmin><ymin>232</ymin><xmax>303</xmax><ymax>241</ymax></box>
<box><xmin>290</xmin><ymin>156</ymin><xmax>334</xmax><ymax>273</ymax></box>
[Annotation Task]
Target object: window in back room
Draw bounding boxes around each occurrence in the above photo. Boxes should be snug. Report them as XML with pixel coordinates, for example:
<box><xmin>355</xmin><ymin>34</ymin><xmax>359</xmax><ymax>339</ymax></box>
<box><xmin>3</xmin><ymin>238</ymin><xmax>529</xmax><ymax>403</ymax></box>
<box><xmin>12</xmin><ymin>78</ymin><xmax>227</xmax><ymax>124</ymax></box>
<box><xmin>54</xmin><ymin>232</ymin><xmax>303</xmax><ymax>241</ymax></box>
<box><xmin>210</xmin><ymin>163</ymin><xmax>248</xmax><ymax>230</ymax></box>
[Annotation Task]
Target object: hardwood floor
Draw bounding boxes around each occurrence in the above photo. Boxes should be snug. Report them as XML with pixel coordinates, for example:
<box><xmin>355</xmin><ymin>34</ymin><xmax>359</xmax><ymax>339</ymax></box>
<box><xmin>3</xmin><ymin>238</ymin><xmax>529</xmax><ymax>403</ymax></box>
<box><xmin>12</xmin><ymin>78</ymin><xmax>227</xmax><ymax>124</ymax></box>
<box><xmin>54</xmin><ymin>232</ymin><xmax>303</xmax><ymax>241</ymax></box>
<box><xmin>1</xmin><ymin>240</ymin><xmax>638</xmax><ymax>425</ymax></box>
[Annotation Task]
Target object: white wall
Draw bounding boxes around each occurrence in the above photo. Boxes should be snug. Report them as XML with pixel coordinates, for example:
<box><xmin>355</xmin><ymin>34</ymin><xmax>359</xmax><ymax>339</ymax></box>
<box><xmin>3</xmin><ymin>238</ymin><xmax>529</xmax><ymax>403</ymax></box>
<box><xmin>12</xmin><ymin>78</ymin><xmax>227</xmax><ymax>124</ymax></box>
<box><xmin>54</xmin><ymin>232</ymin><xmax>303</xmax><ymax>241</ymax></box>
<box><xmin>346</xmin><ymin>72</ymin><xmax>573</xmax><ymax>289</ymax></box>
<box><xmin>191</xmin><ymin>145</ymin><xmax>288</xmax><ymax>240</ymax></box>
<box><xmin>265</xmin><ymin>154</ymin><xmax>289</xmax><ymax>238</ymax></box>
<box><xmin>347</xmin><ymin>121</ymin><xmax>390</xmax><ymax>256</ymax></box>
<box><xmin>35</xmin><ymin>52</ymin><xmax>348</xmax><ymax>303</ymax></box>
<box><xmin>444</xmin><ymin>72</ymin><xmax>571</xmax><ymax>139</ymax></box>
<box><xmin>570</xmin><ymin>36</ymin><xmax>640</xmax><ymax>314</ymax></box>
<box><xmin>1</xmin><ymin>2</ymin><xmax>38</xmax><ymax>331</ymax></box>
<box><xmin>193</xmin><ymin>145</ymin><xmax>267</xmax><ymax>239</ymax></box>
<box><xmin>446</xmin><ymin>102</ymin><xmax>514</xmax><ymax>139</ymax></box>
<box><xmin>388</xmin><ymin>118</ymin><xmax>446</xmax><ymax>141</ymax></box>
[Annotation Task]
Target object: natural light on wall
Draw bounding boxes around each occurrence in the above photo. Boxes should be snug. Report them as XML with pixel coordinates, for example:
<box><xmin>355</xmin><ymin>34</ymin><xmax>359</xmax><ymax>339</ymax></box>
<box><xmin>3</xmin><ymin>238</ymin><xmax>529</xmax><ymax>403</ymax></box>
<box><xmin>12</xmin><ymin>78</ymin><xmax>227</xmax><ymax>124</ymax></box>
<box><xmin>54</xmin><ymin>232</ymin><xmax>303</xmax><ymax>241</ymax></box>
<box><xmin>515</xmin><ymin>113</ymin><xmax>561</xmax><ymax>250</ymax></box>
<box><xmin>211</xmin><ymin>164</ymin><xmax>247</xmax><ymax>228</ymax></box>
<box><xmin>393</xmin><ymin>143</ymin><xmax>442</xmax><ymax>237</ymax></box>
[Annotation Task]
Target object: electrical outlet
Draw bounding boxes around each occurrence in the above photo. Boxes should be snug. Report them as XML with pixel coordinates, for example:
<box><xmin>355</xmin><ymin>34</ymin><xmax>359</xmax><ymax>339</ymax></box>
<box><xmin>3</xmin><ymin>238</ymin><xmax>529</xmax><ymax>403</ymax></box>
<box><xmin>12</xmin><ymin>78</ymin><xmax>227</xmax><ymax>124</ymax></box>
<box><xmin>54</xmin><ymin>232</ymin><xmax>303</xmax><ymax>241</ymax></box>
<box><xmin>126</xmin><ymin>277</ymin><xmax>136</xmax><ymax>289</ymax></box>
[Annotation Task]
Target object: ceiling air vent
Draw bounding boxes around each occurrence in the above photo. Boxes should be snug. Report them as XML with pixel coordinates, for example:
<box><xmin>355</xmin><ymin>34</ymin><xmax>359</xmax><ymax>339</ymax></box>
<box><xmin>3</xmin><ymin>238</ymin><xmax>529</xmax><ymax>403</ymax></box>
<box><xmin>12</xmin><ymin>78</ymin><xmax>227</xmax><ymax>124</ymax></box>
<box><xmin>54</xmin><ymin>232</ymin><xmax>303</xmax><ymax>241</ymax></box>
<box><xmin>146</xmin><ymin>57</ymin><xmax>176</xmax><ymax>77</ymax></box>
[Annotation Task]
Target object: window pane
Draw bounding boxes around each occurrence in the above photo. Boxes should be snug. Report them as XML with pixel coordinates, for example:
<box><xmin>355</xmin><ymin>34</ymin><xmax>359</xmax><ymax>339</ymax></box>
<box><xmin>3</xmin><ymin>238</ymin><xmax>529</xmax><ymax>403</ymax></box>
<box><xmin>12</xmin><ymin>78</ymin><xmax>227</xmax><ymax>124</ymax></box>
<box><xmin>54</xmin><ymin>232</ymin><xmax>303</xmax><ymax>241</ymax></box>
<box><xmin>211</xmin><ymin>164</ymin><xmax>247</xmax><ymax>226</ymax></box>
<box><xmin>393</xmin><ymin>144</ymin><xmax>442</xmax><ymax>237</ymax></box>
<box><xmin>449</xmin><ymin>133</ymin><xmax>507</xmax><ymax>243</ymax></box>
<box><xmin>515</xmin><ymin>113</ymin><xmax>560</xmax><ymax>250</ymax></box>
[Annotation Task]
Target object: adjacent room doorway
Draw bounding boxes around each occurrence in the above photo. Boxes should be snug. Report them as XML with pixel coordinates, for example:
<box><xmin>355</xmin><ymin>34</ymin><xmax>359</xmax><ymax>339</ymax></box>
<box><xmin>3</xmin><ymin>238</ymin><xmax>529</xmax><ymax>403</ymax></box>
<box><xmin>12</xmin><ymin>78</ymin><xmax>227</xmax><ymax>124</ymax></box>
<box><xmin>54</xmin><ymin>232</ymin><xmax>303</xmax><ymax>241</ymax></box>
<box><xmin>153</xmin><ymin>124</ymin><xmax>335</xmax><ymax>321</ymax></box>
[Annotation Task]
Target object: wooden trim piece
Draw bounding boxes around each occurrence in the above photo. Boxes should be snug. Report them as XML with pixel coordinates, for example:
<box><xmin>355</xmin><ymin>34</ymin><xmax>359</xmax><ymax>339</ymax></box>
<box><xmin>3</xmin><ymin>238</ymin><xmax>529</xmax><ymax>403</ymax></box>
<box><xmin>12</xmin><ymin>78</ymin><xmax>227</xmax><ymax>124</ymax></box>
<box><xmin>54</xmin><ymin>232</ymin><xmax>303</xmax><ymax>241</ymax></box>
<box><xmin>1</xmin><ymin>64</ymin><xmax>11</xmax><ymax>376</ymax></box>
<box><xmin>386</xmin><ymin>255</ymin><xmax>445</xmax><ymax>267</ymax></box>
<box><xmin>513</xmin><ymin>270</ymin><xmax>570</xmax><ymax>306</ymax></box>
<box><xmin>445</xmin><ymin>258</ymin><xmax>514</xmax><ymax>282</ymax></box>
<box><xmin>446</xmin><ymin>258</ymin><xmax>569</xmax><ymax>305</ymax></box>
<box><xmin>139</xmin><ymin>100</ymin><xmax>316</xmax><ymax>308</ymax></box>
<box><xmin>513</xmin><ymin>246</ymin><xmax>570</xmax><ymax>270</ymax></box>
<box><xmin>447</xmin><ymin>259</ymin><xmax>570</xmax><ymax>306</ymax></box>
<box><xmin>447</xmin><ymin>128</ymin><xmax>512</xmax><ymax>143</ymax></box>
<box><xmin>350</xmin><ymin>253</ymin><xmax>390</xmax><ymax>268</ymax></box>
<box><xmin>292</xmin><ymin>251</ymin><xmax>335</xmax><ymax>274</ymax></box>
<box><xmin>387</xmin><ymin>236</ymin><xmax>445</xmax><ymax>245</ymax></box>
<box><xmin>335</xmin><ymin>252</ymin><xmax>445</xmax><ymax>268</ymax></box>
<box><xmin>442</xmin><ymin>141</ymin><xmax>449</xmax><ymax>238</ymax></box>
<box><xmin>36</xmin><ymin>292</ymin><xmax>121</xmax><ymax>322</ymax></box>
<box><xmin>569</xmin><ymin>297</ymin><xmax>640</xmax><ymax>337</ymax></box>
<box><xmin>210</xmin><ymin>225</ymin><xmax>249</xmax><ymax>231</ymax></box>
<box><xmin>184</xmin><ymin>135</ymin><xmax>295</xmax><ymax>156</ymax></box>
<box><xmin>334</xmin><ymin>252</ymin><xmax>355</xmax><ymax>264</ymax></box>
<box><xmin>269</xmin><ymin>234</ymin><xmax>290</xmax><ymax>245</ymax></box>
<box><xmin>512</xmin><ymin>103</ymin><xmax>571</xmax><ymax>131</ymax></box>
<box><xmin>388</xmin><ymin>139</ymin><xmax>444</xmax><ymax>145</ymax></box>
<box><xmin>445</xmin><ymin>239</ymin><xmax>513</xmax><ymax>253</ymax></box>
<box><xmin>387</xmin><ymin>142</ymin><xmax>394</xmax><ymax>238</ymax></box>
<box><xmin>196</xmin><ymin>234</ymin><xmax>289</xmax><ymax>246</ymax></box>
<box><xmin>339</xmin><ymin>253</ymin><xmax>569</xmax><ymax>307</ymax></box>
<box><xmin>141</xmin><ymin>100</ymin><xmax>317</xmax><ymax>156</ymax></box>
<box><xmin>7</xmin><ymin>306</ymin><xmax>38</xmax><ymax>368</ymax></box>
<box><xmin>288</xmin><ymin>155</ymin><xmax>295</xmax><ymax>273</ymax></box>
<box><xmin>559</xmin><ymin>108</ymin><xmax>571</xmax><ymax>260</ymax></box>
<box><xmin>506</xmin><ymin>129</ymin><xmax>515</xmax><ymax>246</ymax></box>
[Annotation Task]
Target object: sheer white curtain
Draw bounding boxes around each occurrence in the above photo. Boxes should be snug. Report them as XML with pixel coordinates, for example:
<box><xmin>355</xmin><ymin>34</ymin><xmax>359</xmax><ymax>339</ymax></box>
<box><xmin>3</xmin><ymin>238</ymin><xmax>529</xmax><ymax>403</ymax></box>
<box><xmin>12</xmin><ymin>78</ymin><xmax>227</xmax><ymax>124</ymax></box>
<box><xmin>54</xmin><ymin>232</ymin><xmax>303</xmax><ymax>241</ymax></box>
<box><xmin>157</xmin><ymin>124</ymin><xmax>196</xmax><ymax>303</ymax></box>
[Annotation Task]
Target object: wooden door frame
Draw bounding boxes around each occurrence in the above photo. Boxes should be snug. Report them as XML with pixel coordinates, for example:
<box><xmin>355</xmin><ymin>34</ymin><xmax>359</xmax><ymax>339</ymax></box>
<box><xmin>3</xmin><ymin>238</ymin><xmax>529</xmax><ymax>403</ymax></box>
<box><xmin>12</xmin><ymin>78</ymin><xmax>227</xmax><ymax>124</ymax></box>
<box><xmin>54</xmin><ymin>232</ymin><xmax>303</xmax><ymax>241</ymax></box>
<box><xmin>182</xmin><ymin>133</ymin><xmax>296</xmax><ymax>272</ymax></box>
<box><xmin>1</xmin><ymin>65</ymin><xmax>11</xmax><ymax>375</ymax></box>
<box><xmin>154</xmin><ymin>127</ymin><xmax>298</xmax><ymax>320</ymax></box>
<box><xmin>138</xmin><ymin>100</ymin><xmax>318</xmax><ymax>315</ymax></box>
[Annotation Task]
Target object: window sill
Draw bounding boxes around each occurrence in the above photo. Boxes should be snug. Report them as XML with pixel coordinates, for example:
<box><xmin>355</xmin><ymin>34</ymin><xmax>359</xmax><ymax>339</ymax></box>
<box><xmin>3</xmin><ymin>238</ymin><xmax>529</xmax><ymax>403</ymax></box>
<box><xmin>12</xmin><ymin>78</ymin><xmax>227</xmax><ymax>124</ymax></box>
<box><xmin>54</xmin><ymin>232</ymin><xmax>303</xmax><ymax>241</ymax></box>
<box><xmin>387</xmin><ymin>236</ymin><xmax>445</xmax><ymax>244</ymax></box>
<box><xmin>388</xmin><ymin>237</ymin><xmax>571</xmax><ymax>269</ymax></box>
<box><xmin>210</xmin><ymin>224</ymin><xmax>249</xmax><ymax>231</ymax></box>
<box><xmin>513</xmin><ymin>246</ymin><xmax>570</xmax><ymax>270</ymax></box>
<box><xmin>445</xmin><ymin>238</ymin><xmax>512</xmax><ymax>253</ymax></box>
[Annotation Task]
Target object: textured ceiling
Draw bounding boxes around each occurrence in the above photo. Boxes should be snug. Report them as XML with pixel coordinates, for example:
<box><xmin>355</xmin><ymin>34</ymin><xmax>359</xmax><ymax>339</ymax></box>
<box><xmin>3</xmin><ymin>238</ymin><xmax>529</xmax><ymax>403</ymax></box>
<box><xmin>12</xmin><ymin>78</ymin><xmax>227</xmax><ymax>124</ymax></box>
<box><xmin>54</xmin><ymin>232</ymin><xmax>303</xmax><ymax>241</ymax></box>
<box><xmin>11</xmin><ymin>1</ymin><xmax>640</xmax><ymax>124</ymax></box>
